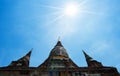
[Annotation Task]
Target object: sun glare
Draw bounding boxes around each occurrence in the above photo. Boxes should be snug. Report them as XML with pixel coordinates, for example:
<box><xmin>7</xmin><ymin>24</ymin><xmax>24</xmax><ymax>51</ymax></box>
<box><xmin>63</xmin><ymin>3</ymin><xmax>79</xmax><ymax>17</ymax></box>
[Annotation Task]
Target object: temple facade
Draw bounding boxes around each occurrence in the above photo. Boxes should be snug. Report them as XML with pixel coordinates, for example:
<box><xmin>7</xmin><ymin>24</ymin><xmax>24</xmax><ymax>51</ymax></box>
<box><xmin>0</xmin><ymin>41</ymin><xmax>119</xmax><ymax>76</ymax></box>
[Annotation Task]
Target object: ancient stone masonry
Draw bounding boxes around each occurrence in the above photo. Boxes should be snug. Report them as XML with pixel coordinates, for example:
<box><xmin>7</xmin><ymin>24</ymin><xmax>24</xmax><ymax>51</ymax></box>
<box><xmin>0</xmin><ymin>41</ymin><xmax>119</xmax><ymax>76</ymax></box>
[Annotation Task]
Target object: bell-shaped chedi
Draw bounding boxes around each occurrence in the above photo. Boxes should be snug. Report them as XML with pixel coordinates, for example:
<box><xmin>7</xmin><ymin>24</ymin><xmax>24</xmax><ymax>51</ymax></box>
<box><xmin>0</xmin><ymin>41</ymin><xmax>119</xmax><ymax>76</ymax></box>
<box><xmin>49</xmin><ymin>40</ymin><xmax>69</xmax><ymax>58</ymax></box>
<box><xmin>8</xmin><ymin>49</ymin><xmax>32</xmax><ymax>67</ymax></box>
<box><xmin>39</xmin><ymin>40</ymin><xmax>78</xmax><ymax>69</ymax></box>
<box><xmin>83</xmin><ymin>50</ymin><xmax>103</xmax><ymax>67</ymax></box>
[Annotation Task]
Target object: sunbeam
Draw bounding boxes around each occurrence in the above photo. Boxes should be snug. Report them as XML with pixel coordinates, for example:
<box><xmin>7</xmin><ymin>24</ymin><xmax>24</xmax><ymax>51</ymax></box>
<box><xmin>46</xmin><ymin>14</ymin><xmax>64</xmax><ymax>25</ymax></box>
<box><xmin>40</xmin><ymin>0</ymin><xmax>99</xmax><ymax>39</ymax></box>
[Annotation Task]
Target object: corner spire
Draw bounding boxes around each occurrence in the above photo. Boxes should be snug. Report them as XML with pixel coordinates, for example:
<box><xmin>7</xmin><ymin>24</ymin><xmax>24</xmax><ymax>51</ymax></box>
<box><xmin>26</xmin><ymin>48</ymin><xmax>32</xmax><ymax>57</ymax></box>
<box><xmin>82</xmin><ymin>50</ymin><xmax>103</xmax><ymax>67</ymax></box>
<box><xmin>8</xmin><ymin>49</ymin><xmax>32</xmax><ymax>67</ymax></box>
<box><xmin>82</xmin><ymin>50</ymin><xmax>93</xmax><ymax>61</ymax></box>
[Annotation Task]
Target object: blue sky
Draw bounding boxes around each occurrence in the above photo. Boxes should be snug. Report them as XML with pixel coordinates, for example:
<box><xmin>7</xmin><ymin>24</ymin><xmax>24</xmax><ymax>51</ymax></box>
<box><xmin>0</xmin><ymin>0</ymin><xmax>120</xmax><ymax>72</ymax></box>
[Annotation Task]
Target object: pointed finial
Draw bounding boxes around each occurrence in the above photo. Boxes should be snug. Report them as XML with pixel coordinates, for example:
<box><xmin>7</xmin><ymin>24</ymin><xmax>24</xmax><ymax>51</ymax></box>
<box><xmin>29</xmin><ymin>48</ymin><xmax>33</xmax><ymax>54</ymax></box>
<box><xmin>55</xmin><ymin>37</ymin><xmax>63</xmax><ymax>47</ymax></box>
<box><xmin>58</xmin><ymin>36</ymin><xmax>60</xmax><ymax>41</ymax></box>
<box><xmin>82</xmin><ymin>50</ymin><xmax>88</xmax><ymax>56</ymax></box>
<box><xmin>82</xmin><ymin>50</ymin><xmax>93</xmax><ymax>61</ymax></box>
<box><xmin>82</xmin><ymin>50</ymin><xmax>85</xmax><ymax>53</ymax></box>
<box><xmin>26</xmin><ymin>48</ymin><xmax>33</xmax><ymax>56</ymax></box>
<box><xmin>31</xmin><ymin>48</ymin><xmax>33</xmax><ymax>51</ymax></box>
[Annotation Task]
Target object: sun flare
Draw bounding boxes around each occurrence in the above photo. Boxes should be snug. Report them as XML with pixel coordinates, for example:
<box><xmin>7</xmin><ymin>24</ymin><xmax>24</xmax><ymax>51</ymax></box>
<box><xmin>63</xmin><ymin>3</ymin><xmax>79</xmax><ymax>17</ymax></box>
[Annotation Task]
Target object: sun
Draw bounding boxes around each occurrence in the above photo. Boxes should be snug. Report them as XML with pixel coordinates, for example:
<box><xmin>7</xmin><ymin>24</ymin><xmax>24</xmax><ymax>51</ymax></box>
<box><xmin>63</xmin><ymin>3</ymin><xmax>79</xmax><ymax>17</ymax></box>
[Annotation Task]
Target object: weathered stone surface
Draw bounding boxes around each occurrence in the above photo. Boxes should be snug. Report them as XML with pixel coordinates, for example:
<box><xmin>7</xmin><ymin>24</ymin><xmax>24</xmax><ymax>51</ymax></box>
<box><xmin>0</xmin><ymin>41</ymin><xmax>119</xmax><ymax>76</ymax></box>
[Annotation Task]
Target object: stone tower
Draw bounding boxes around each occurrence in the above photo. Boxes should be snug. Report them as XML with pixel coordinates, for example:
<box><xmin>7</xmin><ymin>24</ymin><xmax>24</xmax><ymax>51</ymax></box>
<box><xmin>0</xmin><ymin>41</ymin><xmax>119</xmax><ymax>76</ymax></box>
